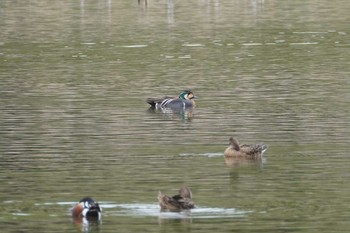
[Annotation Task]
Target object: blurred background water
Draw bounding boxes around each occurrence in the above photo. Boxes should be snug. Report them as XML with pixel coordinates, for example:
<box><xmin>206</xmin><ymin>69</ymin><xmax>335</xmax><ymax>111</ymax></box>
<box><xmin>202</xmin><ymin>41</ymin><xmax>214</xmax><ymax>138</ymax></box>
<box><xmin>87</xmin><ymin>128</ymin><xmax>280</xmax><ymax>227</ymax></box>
<box><xmin>1</xmin><ymin>0</ymin><xmax>350</xmax><ymax>232</ymax></box>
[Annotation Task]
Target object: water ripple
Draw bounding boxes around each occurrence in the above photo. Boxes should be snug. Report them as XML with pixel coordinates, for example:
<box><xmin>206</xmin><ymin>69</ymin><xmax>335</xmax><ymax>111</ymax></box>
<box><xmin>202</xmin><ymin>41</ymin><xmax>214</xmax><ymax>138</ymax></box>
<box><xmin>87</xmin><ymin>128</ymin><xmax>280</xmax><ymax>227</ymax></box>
<box><xmin>103</xmin><ymin>203</ymin><xmax>249</xmax><ymax>219</ymax></box>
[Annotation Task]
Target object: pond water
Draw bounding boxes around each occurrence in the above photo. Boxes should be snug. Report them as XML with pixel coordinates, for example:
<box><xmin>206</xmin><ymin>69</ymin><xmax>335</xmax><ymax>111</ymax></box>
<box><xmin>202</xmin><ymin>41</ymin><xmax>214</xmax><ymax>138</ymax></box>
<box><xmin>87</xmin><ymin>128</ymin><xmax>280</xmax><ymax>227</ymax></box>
<box><xmin>1</xmin><ymin>0</ymin><xmax>350</xmax><ymax>232</ymax></box>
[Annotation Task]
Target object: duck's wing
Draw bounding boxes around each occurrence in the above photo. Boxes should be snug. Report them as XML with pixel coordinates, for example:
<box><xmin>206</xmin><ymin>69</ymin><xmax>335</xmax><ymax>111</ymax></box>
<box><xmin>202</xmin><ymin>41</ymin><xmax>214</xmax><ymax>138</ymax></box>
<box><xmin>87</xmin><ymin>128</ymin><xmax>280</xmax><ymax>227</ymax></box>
<box><xmin>71</xmin><ymin>202</ymin><xmax>84</xmax><ymax>217</ymax></box>
<box><xmin>158</xmin><ymin>192</ymin><xmax>183</xmax><ymax>210</ymax></box>
<box><xmin>240</xmin><ymin>144</ymin><xmax>268</xmax><ymax>157</ymax></box>
<box><xmin>178</xmin><ymin>198</ymin><xmax>195</xmax><ymax>209</ymax></box>
<box><xmin>146</xmin><ymin>96</ymin><xmax>173</xmax><ymax>107</ymax></box>
<box><xmin>173</xmin><ymin>195</ymin><xmax>195</xmax><ymax>209</ymax></box>
<box><xmin>161</xmin><ymin>98</ymin><xmax>186</xmax><ymax>108</ymax></box>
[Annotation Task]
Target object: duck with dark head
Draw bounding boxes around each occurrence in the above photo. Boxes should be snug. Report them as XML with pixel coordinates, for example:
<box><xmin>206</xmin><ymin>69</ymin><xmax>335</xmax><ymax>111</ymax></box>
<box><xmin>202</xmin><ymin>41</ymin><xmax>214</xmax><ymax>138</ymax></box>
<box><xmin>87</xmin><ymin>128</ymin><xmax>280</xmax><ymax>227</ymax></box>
<box><xmin>71</xmin><ymin>197</ymin><xmax>102</xmax><ymax>221</ymax></box>
<box><xmin>146</xmin><ymin>90</ymin><xmax>197</xmax><ymax>110</ymax></box>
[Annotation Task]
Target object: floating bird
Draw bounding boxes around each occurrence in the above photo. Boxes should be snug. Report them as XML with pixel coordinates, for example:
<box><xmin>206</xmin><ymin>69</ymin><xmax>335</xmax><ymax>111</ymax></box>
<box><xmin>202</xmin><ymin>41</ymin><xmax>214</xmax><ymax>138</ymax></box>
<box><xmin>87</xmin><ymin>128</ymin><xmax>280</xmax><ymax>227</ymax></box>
<box><xmin>71</xmin><ymin>197</ymin><xmax>102</xmax><ymax>220</ymax></box>
<box><xmin>224</xmin><ymin>137</ymin><xmax>268</xmax><ymax>159</ymax></box>
<box><xmin>158</xmin><ymin>186</ymin><xmax>195</xmax><ymax>211</ymax></box>
<box><xmin>146</xmin><ymin>90</ymin><xmax>196</xmax><ymax>109</ymax></box>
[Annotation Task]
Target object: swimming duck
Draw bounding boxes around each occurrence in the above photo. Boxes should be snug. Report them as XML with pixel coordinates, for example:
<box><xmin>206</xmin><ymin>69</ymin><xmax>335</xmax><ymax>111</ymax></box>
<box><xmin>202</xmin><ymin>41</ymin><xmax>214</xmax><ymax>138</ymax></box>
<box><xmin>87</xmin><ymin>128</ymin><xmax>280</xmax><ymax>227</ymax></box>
<box><xmin>158</xmin><ymin>186</ymin><xmax>195</xmax><ymax>211</ymax></box>
<box><xmin>224</xmin><ymin>137</ymin><xmax>268</xmax><ymax>159</ymax></box>
<box><xmin>146</xmin><ymin>90</ymin><xmax>196</xmax><ymax>109</ymax></box>
<box><xmin>71</xmin><ymin>197</ymin><xmax>102</xmax><ymax>220</ymax></box>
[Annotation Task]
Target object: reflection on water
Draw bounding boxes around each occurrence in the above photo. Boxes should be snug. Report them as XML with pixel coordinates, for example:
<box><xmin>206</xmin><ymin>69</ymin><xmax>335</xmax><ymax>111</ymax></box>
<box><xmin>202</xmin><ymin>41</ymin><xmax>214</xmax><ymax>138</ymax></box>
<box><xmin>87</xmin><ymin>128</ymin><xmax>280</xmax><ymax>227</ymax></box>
<box><xmin>1</xmin><ymin>0</ymin><xmax>350</xmax><ymax>232</ymax></box>
<box><xmin>99</xmin><ymin>203</ymin><xmax>249</xmax><ymax>219</ymax></box>
<box><xmin>224</xmin><ymin>156</ymin><xmax>265</xmax><ymax>168</ymax></box>
<box><xmin>72</xmin><ymin>216</ymin><xmax>102</xmax><ymax>233</ymax></box>
<box><xmin>147</xmin><ymin>107</ymin><xmax>195</xmax><ymax>121</ymax></box>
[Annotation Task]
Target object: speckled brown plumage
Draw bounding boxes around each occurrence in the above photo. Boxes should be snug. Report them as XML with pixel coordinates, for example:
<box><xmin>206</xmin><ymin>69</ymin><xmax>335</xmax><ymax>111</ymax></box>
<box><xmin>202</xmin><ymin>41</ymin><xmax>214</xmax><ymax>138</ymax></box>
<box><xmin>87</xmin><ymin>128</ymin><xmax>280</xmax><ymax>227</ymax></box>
<box><xmin>224</xmin><ymin>137</ymin><xmax>268</xmax><ymax>159</ymax></box>
<box><xmin>158</xmin><ymin>186</ymin><xmax>195</xmax><ymax>211</ymax></box>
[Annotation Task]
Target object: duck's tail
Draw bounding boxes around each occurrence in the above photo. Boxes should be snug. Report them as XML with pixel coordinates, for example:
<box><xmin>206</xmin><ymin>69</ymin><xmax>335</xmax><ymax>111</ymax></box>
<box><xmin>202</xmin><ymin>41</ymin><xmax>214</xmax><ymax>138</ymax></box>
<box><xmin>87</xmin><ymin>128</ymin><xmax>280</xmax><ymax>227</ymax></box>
<box><xmin>158</xmin><ymin>191</ymin><xmax>172</xmax><ymax>210</ymax></box>
<box><xmin>146</xmin><ymin>98</ymin><xmax>158</xmax><ymax>107</ymax></box>
<box><xmin>157</xmin><ymin>191</ymin><xmax>163</xmax><ymax>200</ymax></box>
<box><xmin>259</xmin><ymin>144</ymin><xmax>268</xmax><ymax>155</ymax></box>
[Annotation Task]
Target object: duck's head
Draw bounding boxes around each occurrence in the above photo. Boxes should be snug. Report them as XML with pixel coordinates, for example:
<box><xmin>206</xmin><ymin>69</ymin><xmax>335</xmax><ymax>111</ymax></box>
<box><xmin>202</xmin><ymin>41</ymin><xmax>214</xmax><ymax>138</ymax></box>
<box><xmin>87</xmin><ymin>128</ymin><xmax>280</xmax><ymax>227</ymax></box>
<box><xmin>178</xmin><ymin>90</ymin><xmax>196</xmax><ymax>100</ymax></box>
<box><xmin>179</xmin><ymin>186</ymin><xmax>193</xmax><ymax>199</ymax></box>
<box><xmin>229</xmin><ymin>137</ymin><xmax>240</xmax><ymax>151</ymax></box>
<box><xmin>80</xmin><ymin>197</ymin><xmax>102</xmax><ymax>217</ymax></box>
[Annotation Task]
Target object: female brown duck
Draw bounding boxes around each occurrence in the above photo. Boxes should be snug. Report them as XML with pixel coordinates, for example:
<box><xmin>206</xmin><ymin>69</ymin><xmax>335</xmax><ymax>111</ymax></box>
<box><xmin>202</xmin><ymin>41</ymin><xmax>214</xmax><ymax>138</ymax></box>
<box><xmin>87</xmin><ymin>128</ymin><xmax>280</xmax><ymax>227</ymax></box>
<box><xmin>158</xmin><ymin>186</ymin><xmax>195</xmax><ymax>211</ymax></box>
<box><xmin>224</xmin><ymin>137</ymin><xmax>268</xmax><ymax>159</ymax></box>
